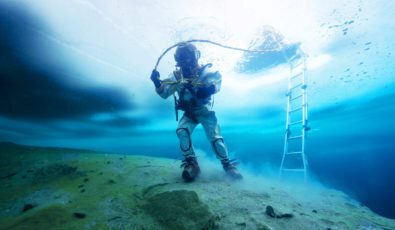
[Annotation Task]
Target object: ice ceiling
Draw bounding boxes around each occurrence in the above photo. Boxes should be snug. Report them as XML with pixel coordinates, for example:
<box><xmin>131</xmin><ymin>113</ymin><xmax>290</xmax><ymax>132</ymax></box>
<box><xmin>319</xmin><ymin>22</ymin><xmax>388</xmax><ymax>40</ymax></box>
<box><xmin>0</xmin><ymin>0</ymin><xmax>394</xmax><ymax>142</ymax></box>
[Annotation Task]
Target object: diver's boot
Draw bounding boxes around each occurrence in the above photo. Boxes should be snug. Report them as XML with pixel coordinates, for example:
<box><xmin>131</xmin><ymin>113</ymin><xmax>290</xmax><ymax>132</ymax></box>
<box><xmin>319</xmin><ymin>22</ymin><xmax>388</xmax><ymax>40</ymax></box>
<box><xmin>222</xmin><ymin>159</ymin><xmax>243</xmax><ymax>180</ymax></box>
<box><xmin>181</xmin><ymin>156</ymin><xmax>200</xmax><ymax>182</ymax></box>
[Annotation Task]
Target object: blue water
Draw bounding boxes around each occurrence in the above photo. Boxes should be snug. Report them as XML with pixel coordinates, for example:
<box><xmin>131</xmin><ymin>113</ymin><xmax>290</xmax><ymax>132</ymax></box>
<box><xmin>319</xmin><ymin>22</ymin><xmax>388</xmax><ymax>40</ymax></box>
<box><xmin>1</xmin><ymin>0</ymin><xmax>395</xmax><ymax>220</ymax></box>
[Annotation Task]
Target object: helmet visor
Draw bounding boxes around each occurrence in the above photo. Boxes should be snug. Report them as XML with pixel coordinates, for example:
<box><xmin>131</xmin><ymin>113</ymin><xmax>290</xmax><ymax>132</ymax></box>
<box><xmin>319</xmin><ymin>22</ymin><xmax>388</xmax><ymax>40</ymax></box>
<box><xmin>174</xmin><ymin>44</ymin><xmax>199</xmax><ymax>66</ymax></box>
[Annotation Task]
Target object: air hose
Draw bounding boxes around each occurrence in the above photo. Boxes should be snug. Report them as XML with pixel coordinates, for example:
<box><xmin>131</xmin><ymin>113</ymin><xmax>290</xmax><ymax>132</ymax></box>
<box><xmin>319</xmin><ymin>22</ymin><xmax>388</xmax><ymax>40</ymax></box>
<box><xmin>153</xmin><ymin>39</ymin><xmax>284</xmax><ymax>70</ymax></box>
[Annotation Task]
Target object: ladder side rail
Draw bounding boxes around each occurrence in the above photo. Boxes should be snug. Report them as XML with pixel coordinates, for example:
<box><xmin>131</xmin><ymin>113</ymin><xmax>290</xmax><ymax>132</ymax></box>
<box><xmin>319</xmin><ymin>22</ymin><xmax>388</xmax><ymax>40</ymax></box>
<box><xmin>279</xmin><ymin>64</ymin><xmax>293</xmax><ymax>177</ymax></box>
<box><xmin>301</xmin><ymin>56</ymin><xmax>307</xmax><ymax>182</ymax></box>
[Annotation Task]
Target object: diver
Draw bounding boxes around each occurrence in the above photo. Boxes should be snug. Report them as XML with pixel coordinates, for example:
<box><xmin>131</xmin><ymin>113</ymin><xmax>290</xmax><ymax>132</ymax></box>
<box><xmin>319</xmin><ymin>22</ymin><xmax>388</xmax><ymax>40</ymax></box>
<box><xmin>150</xmin><ymin>42</ymin><xmax>243</xmax><ymax>182</ymax></box>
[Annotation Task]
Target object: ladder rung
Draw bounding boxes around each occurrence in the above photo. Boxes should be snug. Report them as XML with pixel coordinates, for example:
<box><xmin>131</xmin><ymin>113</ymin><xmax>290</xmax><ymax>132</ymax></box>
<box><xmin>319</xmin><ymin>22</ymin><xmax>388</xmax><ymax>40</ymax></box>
<box><xmin>288</xmin><ymin>135</ymin><xmax>303</xmax><ymax>140</ymax></box>
<box><xmin>291</xmin><ymin>59</ymin><xmax>304</xmax><ymax>67</ymax></box>
<box><xmin>286</xmin><ymin>151</ymin><xmax>303</xmax><ymax>155</ymax></box>
<box><xmin>289</xmin><ymin>120</ymin><xmax>303</xmax><ymax>126</ymax></box>
<box><xmin>289</xmin><ymin>107</ymin><xmax>303</xmax><ymax>113</ymax></box>
<box><xmin>291</xmin><ymin>72</ymin><xmax>303</xmax><ymax>80</ymax></box>
<box><xmin>282</xmin><ymin>168</ymin><xmax>305</xmax><ymax>172</ymax></box>
<box><xmin>290</xmin><ymin>83</ymin><xmax>302</xmax><ymax>90</ymax></box>
<box><xmin>290</xmin><ymin>94</ymin><xmax>303</xmax><ymax>101</ymax></box>
<box><xmin>289</xmin><ymin>84</ymin><xmax>307</xmax><ymax>91</ymax></box>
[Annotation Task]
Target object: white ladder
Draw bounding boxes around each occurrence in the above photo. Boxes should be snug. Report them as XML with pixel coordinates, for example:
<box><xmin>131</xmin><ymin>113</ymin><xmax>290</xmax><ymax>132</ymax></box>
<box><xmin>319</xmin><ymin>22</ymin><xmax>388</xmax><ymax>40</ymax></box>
<box><xmin>279</xmin><ymin>54</ymin><xmax>310</xmax><ymax>181</ymax></box>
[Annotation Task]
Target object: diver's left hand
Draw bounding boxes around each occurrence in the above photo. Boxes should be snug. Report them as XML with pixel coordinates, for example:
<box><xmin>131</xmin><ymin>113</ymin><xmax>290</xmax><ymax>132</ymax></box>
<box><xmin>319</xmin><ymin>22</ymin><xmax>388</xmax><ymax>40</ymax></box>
<box><xmin>196</xmin><ymin>84</ymin><xmax>216</xmax><ymax>98</ymax></box>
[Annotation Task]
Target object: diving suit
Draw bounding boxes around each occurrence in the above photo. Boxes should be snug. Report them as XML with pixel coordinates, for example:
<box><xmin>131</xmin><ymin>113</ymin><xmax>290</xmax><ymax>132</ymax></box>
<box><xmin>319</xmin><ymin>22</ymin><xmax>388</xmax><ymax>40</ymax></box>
<box><xmin>151</xmin><ymin>42</ymin><xmax>242</xmax><ymax>182</ymax></box>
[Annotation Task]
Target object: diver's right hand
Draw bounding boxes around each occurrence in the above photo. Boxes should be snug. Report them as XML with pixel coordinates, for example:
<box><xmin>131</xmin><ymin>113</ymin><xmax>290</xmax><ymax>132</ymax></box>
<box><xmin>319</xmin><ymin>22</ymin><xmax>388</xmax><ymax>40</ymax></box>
<box><xmin>150</xmin><ymin>69</ymin><xmax>161</xmax><ymax>88</ymax></box>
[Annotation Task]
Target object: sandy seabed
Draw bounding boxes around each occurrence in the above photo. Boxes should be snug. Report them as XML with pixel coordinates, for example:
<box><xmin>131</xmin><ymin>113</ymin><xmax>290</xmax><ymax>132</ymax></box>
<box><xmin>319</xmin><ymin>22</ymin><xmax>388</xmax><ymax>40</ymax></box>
<box><xmin>0</xmin><ymin>143</ymin><xmax>394</xmax><ymax>230</ymax></box>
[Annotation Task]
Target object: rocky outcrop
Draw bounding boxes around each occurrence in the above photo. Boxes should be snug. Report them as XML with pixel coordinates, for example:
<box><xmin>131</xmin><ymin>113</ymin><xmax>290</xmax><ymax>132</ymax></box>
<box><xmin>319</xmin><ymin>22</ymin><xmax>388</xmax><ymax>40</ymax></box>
<box><xmin>142</xmin><ymin>190</ymin><xmax>217</xmax><ymax>230</ymax></box>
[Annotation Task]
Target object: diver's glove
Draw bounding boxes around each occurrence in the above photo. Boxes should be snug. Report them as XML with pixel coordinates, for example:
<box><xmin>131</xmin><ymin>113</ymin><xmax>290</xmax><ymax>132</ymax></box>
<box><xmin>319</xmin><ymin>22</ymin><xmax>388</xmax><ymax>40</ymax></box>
<box><xmin>196</xmin><ymin>84</ymin><xmax>216</xmax><ymax>98</ymax></box>
<box><xmin>150</xmin><ymin>69</ymin><xmax>161</xmax><ymax>88</ymax></box>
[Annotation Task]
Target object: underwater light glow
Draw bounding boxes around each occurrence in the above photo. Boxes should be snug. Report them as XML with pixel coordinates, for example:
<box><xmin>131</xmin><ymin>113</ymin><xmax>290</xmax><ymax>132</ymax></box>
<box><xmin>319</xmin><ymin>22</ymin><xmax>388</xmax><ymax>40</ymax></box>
<box><xmin>307</xmin><ymin>54</ymin><xmax>332</xmax><ymax>70</ymax></box>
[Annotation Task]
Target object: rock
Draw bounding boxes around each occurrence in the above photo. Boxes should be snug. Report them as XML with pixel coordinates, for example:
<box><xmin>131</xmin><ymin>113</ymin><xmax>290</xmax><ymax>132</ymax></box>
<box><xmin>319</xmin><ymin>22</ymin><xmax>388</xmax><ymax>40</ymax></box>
<box><xmin>266</xmin><ymin>205</ymin><xmax>276</xmax><ymax>218</ymax></box>
<box><xmin>73</xmin><ymin>212</ymin><xmax>86</xmax><ymax>219</ymax></box>
<box><xmin>142</xmin><ymin>190</ymin><xmax>217</xmax><ymax>230</ymax></box>
<box><xmin>265</xmin><ymin>205</ymin><xmax>293</xmax><ymax>219</ymax></box>
<box><xmin>22</xmin><ymin>204</ymin><xmax>36</xmax><ymax>213</ymax></box>
<box><xmin>277</xmin><ymin>213</ymin><xmax>293</xmax><ymax>218</ymax></box>
<box><xmin>235</xmin><ymin>216</ymin><xmax>246</xmax><ymax>226</ymax></box>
